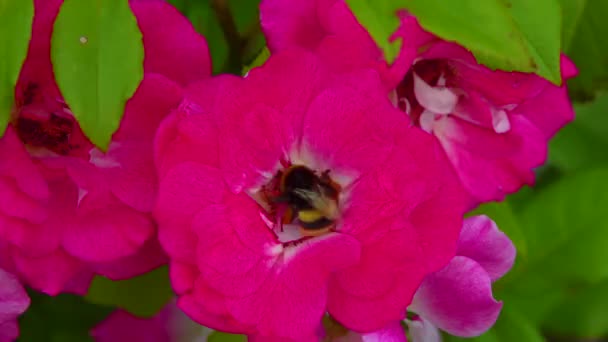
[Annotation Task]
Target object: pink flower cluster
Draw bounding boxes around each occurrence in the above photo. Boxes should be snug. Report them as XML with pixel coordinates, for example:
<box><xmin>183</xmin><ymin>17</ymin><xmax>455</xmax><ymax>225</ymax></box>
<box><xmin>0</xmin><ymin>0</ymin><xmax>574</xmax><ymax>341</ymax></box>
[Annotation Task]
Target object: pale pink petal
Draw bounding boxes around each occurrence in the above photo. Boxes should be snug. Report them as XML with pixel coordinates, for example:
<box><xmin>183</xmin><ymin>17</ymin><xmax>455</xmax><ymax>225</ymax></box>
<box><xmin>336</xmin><ymin>322</ymin><xmax>407</xmax><ymax>342</ymax></box>
<box><xmin>130</xmin><ymin>0</ymin><xmax>211</xmax><ymax>85</ymax></box>
<box><xmin>457</xmin><ymin>216</ymin><xmax>516</xmax><ymax>281</ymax></box>
<box><xmin>0</xmin><ymin>268</ymin><xmax>29</xmax><ymax>342</ymax></box>
<box><xmin>406</xmin><ymin>318</ymin><xmax>441</xmax><ymax>342</ymax></box>
<box><xmin>411</xmin><ymin>256</ymin><xmax>502</xmax><ymax>337</ymax></box>
<box><xmin>413</xmin><ymin>74</ymin><xmax>458</xmax><ymax>115</ymax></box>
<box><xmin>361</xmin><ymin>323</ymin><xmax>407</xmax><ymax>342</ymax></box>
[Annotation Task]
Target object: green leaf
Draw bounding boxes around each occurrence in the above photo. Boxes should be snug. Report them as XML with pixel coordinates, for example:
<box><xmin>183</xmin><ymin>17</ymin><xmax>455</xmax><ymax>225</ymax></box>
<box><xmin>168</xmin><ymin>0</ymin><xmax>228</xmax><ymax>74</ymax></box>
<box><xmin>345</xmin><ymin>0</ymin><xmax>401</xmax><ymax>63</ymax></box>
<box><xmin>558</xmin><ymin>0</ymin><xmax>608</xmax><ymax>100</ymax></box>
<box><xmin>402</xmin><ymin>0</ymin><xmax>562</xmax><ymax>84</ymax></box>
<box><xmin>19</xmin><ymin>291</ymin><xmax>112</xmax><ymax>342</ymax></box>
<box><xmin>543</xmin><ymin>279</ymin><xmax>608</xmax><ymax>338</ymax></box>
<box><xmin>508</xmin><ymin>0</ymin><xmax>562</xmax><ymax>85</ymax></box>
<box><xmin>243</xmin><ymin>46</ymin><xmax>269</xmax><ymax>74</ymax></box>
<box><xmin>550</xmin><ymin>94</ymin><xmax>608</xmax><ymax>171</ymax></box>
<box><xmin>51</xmin><ymin>0</ymin><xmax>144</xmax><ymax>150</ymax></box>
<box><xmin>85</xmin><ymin>267</ymin><xmax>174</xmax><ymax>317</ymax></box>
<box><xmin>518</xmin><ymin>168</ymin><xmax>608</xmax><ymax>284</ymax></box>
<box><xmin>494</xmin><ymin>168</ymin><xmax>608</xmax><ymax>327</ymax></box>
<box><xmin>347</xmin><ymin>0</ymin><xmax>562</xmax><ymax>83</ymax></box>
<box><xmin>443</xmin><ymin>304</ymin><xmax>544</xmax><ymax>342</ymax></box>
<box><xmin>208</xmin><ymin>332</ymin><xmax>247</xmax><ymax>342</ymax></box>
<box><xmin>168</xmin><ymin>0</ymin><xmax>264</xmax><ymax>74</ymax></box>
<box><xmin>0</xmin><ymin>0</ymin><xmax>34</xmax><ymax>136</ymax></box>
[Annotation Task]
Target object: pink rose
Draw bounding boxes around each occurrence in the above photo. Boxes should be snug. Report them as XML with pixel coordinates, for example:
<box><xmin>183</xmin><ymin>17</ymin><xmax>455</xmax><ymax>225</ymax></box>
<box><xmin>154</xmin><ymin>49</ymin><xmax>466</xmax><ymax>339</ymax></box>
<box><xmin>338</xmin><ymin>215</ymin><xmax>516</xmax><ymax>342</ymax></box>
<box><xmin>0</xmin><ymin>0</ymin><xmax>211</xmax><ymax>295</ymax></box>
<box><xmin>261</xmin><ymin>0</ymin><xmax>577</xmax><ymax>206</ymax></box>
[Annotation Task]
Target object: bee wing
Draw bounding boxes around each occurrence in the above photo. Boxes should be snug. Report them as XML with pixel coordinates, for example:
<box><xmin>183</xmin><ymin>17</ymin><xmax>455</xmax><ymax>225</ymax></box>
<box><xmin>293</xmin><ymin>188</ymin><xmax>338</xmax><ymax>219</ymax></box>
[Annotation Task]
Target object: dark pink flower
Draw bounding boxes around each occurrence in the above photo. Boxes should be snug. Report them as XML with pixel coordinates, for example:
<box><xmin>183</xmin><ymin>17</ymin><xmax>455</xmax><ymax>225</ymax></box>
<box><xmin>336</xmin><ymin>215</ymin><xmax>515</xmax><ymax>342</ymax></box>
<box><xmin>0</xmin><ymin>267</ymin><xmax>30</xmax><ymax>342</ymax></box>
<box><xmin>408</xmin><ymin>215</ymin><xmax>516</xmax><ymax>338</ymax></box>
<box><xmin>91</xmin><ymin>300</ymin><xmax>213</xmax><ymax>342</ymax></box>
<box><xmin>0</xmin><ymin>0</ymin><xmax>210</xmax><ymax>295</ymax></box>
<box><xmin>154</xmin><ymin>49</ymin><xmax>465</xmax><ymax>339</ymax></box>
<box><xmin>261</xmin><ymin>0</ymin><xmax>576</xmax><ymax>205</ymax></box>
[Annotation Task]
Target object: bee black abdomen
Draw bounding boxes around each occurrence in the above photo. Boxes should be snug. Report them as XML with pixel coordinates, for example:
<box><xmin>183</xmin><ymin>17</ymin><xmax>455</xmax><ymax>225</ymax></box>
<box><xmin>282</xmin><ymin>166</ymin><xmax>317</xmax><ymax>190</ymax></box>
<box><xmin>299</xmin><ymin>217</ymin><xmax>334</xmax><ymax>230</ymax></box>
<box><xmin>280</xmin><ymin>166</ymin><xmax>319</xmax><ymax>209</ymax></box>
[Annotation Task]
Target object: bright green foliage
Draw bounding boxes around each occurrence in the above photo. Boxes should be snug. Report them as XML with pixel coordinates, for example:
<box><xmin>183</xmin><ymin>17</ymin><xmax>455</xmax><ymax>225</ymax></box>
<box><xmin>559</xmin><ymin>0</ymin><xmax>608</xmax><ymax>100</ymax></box>
<box><xmin>243</xmin><ymin>46</ymin><xmax>269</xmax><ymax>74</ymax></box>
<box><xmin>345</xmin><ymin>0</ymin><xmax>401</xmax><ymax>63</ymax></box>
<box><xmin>518</xmin><ymin>169</ymin><xmax>608</xmax><ymax>284</ymax></box>
<box><xmin>492</xmin><ymin>169</ymin><xmax>608</xmax><ymax>338</ymax></box>
<box><xmin>19</xmin><ymin>291</ymin><xmax>113</xmax><ymax>342</ymax></box>
<box><xmin>346</xmin><ymin>0</ymin><xmax>563</xmax><ymax>84</ymax></box>
<box><xmin>0</xmin><ymin>0</ymin><xmax>33</xmax><ymax>136</ymax></box>
<box><xmin>85</xmin><ymin>267</ymin><xmax>174</xmax><ymax>318</ymax></box>
<box><xmin>168</xmin><ymin>0</ymin><xmax>264</xmax><ymax>74</ymax></box>
<box><xmin>209</xmin><ymin>332</ymin><xmax>247</xmax><ymax>342</ymax></box>
<box><xmin>51</xmin><ymin>0</ymin><xmax>144</xmax><ymax>150</ymax></box>
<box><xmin>550</xmin><ymin>94</ymin><xmax>608</xmax><ymax>172</ymax></box>
<box><xmin>508</xmin><ymin>0</ymin><xmax>562</xmax><ymax>85</ymax></box>
<box><xmin>543</xmin><ymin>279</ymin><xmax>608</xmax><ymax>337</ymax></box>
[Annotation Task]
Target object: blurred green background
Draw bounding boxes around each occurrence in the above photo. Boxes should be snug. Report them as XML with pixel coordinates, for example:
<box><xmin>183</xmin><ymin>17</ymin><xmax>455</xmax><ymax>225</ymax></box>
<box><xmin>16</xmin><ymin>0</ymin><xmax>608</xmax><ymax>341</ymax></box>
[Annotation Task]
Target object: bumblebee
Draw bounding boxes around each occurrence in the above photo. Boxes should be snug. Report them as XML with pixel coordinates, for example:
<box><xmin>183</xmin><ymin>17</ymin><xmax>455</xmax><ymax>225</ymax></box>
<box><xmin>273</xmin><ymin>165</ymin><xmax>341</xmax><ymax>234</ymax></box>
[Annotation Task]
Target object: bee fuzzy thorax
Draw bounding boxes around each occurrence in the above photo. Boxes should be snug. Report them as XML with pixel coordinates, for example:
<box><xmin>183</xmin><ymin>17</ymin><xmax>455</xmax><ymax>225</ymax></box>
<box><xmin>259</xmin><ymin>164</ymin><xmax>343</xmax><ymax>240</ymax></box>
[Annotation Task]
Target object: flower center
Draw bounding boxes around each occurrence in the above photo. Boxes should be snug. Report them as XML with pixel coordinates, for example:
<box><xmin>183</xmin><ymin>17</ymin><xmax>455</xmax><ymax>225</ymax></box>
<box><xmin>14</xmin><ymin>83</ymin><xmax>77</xmax><ymax>156</ymax></box>
<box><xmin>395</xmin><ymin>59</ymin><xmax>459</xmax><ymax>132</ymax></box>
<box><xmin>396</xmin><ymin>59</ymin><xmax>513</xmax><ymax>134</ymax></box>
<box><xmin>256</xmin><ymin>163</ymin><xmax>342</xmax><ymax>244</ymax></box>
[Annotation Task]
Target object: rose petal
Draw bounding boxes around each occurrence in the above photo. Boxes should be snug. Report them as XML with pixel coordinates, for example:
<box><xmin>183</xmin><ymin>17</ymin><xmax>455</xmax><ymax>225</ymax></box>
<box><xmin>411</xmin><ymin>256</ymin><xmax>502</xmax><ymax>337</ymax></box>
<box><xmin>457</xmin><ymin>216</ymin><xmax>516</xmax><ymax>281</ymax></box>
<box><xmin>406</xmin><ymin>317</ymin><xmax>441</xmax><ymax>342</ymax></box>
<box><xmin>130</xmin><ymin>0</ymin><xmax>211</xmax><ymax>85</ymax></box>
<box><xmin>413</xmin><ymin>73</ymin><xmax>458</xmax><ymax>115</ymax></box>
